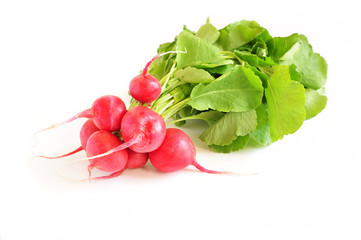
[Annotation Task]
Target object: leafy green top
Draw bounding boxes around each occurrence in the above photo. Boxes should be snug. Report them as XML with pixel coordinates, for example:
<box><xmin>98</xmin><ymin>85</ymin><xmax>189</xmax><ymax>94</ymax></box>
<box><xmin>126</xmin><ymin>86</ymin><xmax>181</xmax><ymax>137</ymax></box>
<box><xmin>139</xmin><ymin>19</ymin><xmax>328</xmax><ymax>153</ymax></box>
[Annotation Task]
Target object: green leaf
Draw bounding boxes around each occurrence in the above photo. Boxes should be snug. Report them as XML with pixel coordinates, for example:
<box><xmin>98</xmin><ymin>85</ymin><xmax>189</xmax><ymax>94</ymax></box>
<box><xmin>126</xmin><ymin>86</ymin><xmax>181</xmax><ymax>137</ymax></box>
<box><xmin>271</xmin><ymin>34</ymin><xmax>328</xmax><ymax>89</ymax></box>
<box><xmin>174</xmin><ymin>67</ymin><xmax>215</xmax><ymax>83</ymax></box>
<box><xmin>178</xmin><ymin>110</ymin><xmax>225</xmax><ymax>125</ymax></box>
<box><xmin>304</xmin><ymin>88</ymin><xmax>327</xmax><ymax>119</ymax></box>
<box><xmin>174</xmin><ymin>112</ymin><xmax>186</xmax><ymax>127</ymax></box>
<box><xmin>203</xmin><ymin>63</ymin><xmax>235</xmax><ymax>75</ymax></box>
<box><xmin>251</xmin><ymin>104</ymin><xmax>272</xmax><ymax>146</ymax></box>
<box><xmin>219</xmin><ymin>20</ymin><xmax>265</xmax><ymax>51</ymax></box>
<box><xmin>194</xmin><ymin>59</ymin><xmax>235</xmax><ymax>74</ymax></box>
<box><xmin>176</xmin><ymin>31</ymin><xmax>223</xmax><ymax>68</ymax></box>
<box><xmin>234</xmin><ymin>50</ymin><xmax>259</xmax><ymax>67</ymax></box>
<box><xmin>255</xmin><ymin>104</ymin><xmax>268</xmax><ymax>129</ymax></box>
<box><xmin>196</xmin><ymin>21</ymin><xmax>220</xmax><ymax>44</ymax></box>
<box><xmin>265</xmin><ymin>65</ymin><xmax>306</xmax><ymax>142</ymax></box>
<box><xmin>209</xmin><ymin>135</ymin><xmax>250</xmax><ymax>153</ymax></box>
<box><xmin>247</xmin><ymin>65</ymin><xmax>268</xmax><ymax>88</ymax></box>
<box><xmin>269</xmin><ymin>34</ymin><xmax>308</xmax><ymax>60</ymax></box>
<box><xmin>199</xmin><ymin>110</ymin><xmax>257</xmax><ymax>146</ymax></box>
<box><xmin>258</xmin><ymin>57</ymin><xmax>276</xmax><ymax>67</ymax></box>
<box><xmin>188</xmin><ymin>65</ymin><xmax>264</xmax><ymax>112</ymax></box>
<box><xmin>288</xmin><ymin>64</ymin><xmax>301</xmax><ymax>81</ymax></box>
<box><xmin>251</xmin><ymin>124</ymin><xmax>272</xmax><ymax>146</ymax></box>
<box><xmin>149</xmin><ymin>41</ymin><xmax>176</xmax><ymax>80</ymax></box>
<box><xmin>194</xmin><ymin>59</ymin><xmax>234</xmax><ymax>68</ymax></box>
<box><xmin>173</xmin><ymin>106</ymin><xmax>198</xmax><ymax>127</ymax></box>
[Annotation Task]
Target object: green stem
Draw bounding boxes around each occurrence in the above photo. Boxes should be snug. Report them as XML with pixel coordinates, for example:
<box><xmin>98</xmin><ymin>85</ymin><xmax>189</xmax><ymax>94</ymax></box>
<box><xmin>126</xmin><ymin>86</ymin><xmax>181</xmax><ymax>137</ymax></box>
<box><xmin>161</xmin><ymin>98</ymin><xmax>190</xmax><ymax>121</ymax></box>
<box><xmin>159</xmin><ymin>62</ymin><xmax>176</xmax><ymax>89</ymax></box>
<box><xmin>157</xmin><ymin>99</ymin><xmax>175</xmax><ymax>116</ymax></box>
<box><xmin>151</xmin><ymin>93</ymin><xmax>173</xmax><ymax>111</ymax></box>
<box><xmin>221</xmin><ymin>51</ymin><xmax>245</xmax><ymax>66</ymax></box>
<box><xmin>166</xmin><ymin>115</ymin><xmax>196</xmax><ymax>125</ymax></box>
<box><xmin>161</xmin><ymin>80</ymin><xmax>186</xmax><ymax>96</ymax></box>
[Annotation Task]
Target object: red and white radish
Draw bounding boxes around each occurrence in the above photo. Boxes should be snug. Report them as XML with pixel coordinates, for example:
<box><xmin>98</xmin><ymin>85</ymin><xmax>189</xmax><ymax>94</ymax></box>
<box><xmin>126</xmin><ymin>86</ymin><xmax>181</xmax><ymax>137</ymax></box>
<box><xmin>149</xmin><ymin>128</ymin><xmax>228</xmax><ymax>174</ymax></box>
<box><xmin>80</xmin><ymin>119</ymin><xmax>101</xmax><ymax>149</ymax></box>
<box><xmin>129</xmin><ymin>50</ymin><xmax>186</xmax><ymax>103</ymax></box>
<box><xmin>126</xmin><ymin>149</ymin><xmax>148</xmax><ymax>169</ymax></box>
<box><xmin>85</xmin><ymin>130</ymin><xmax>128</xmax><ymax>179</ymax></box>
<box><xmin>80</xmin><ymin>149</ymin><xmax>148</xmax><ymax>181</ymax></box>
<box><xmin>82</xmin><ymin>106</ymin><xmax>166</xmax><ymax>163</ymax></box>
<box><xmin>35</xmin><ymin>95</ymin><xmax>126</xmax><ymax>135</ymax></box>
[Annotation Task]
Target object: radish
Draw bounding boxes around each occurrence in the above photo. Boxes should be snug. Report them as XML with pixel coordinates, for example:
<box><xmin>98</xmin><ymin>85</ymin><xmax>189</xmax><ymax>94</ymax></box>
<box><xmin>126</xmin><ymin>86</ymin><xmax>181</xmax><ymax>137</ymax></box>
<box><xmin>129</xmin><ymin>50</ymin><xmax>186</xmax><ymax>103</ymax></box>
<box><xmin>35</xmin><ymin>119</ymin><xmax>100</xmax><ymax>159</ymax></box>
<box><xmin>79</xmin><ymin>106</ymin><xmax>166</xmax><ymax>163</ymax></box>
<box><xmin>149</xmin><ymin>128</ymin><xmax>229</xmax><ymax>174</ymax></box>
<box><xmin>129</xmin><ymin>70</ymin><xmax>161</xmax><ymax>103</ymax></box>
<box><xmin>79</xmin><ymin>119</ymin><xmax>101</xmax><ymax>149</ymax></box>
<box><xmin>35</xmin><ymin>95</ymin><xmax>126</xmax><ymax>135</ymax></box>
<box><xmin>73</xmin><ymin>149</ymin><xmax>148</xmax><ymax>182</ymax></box>
<box><xmin>78</xmin><ymin>148</ymin><xmax>148</xmax><ymax>181</ymax></box>
<box><xmin>126</xmin><ymin>149</ymin><xmax>148</xmax><ymax>169</ymax></box>
<box><xmin>121</xmin><ymin>106</ymin><xmax>166</xmax><ymax>153</ymax></box>
<box><xmin>86</xmin><ymin>130</ymin><xmax>128</xmax><ymax>179</ymax></box>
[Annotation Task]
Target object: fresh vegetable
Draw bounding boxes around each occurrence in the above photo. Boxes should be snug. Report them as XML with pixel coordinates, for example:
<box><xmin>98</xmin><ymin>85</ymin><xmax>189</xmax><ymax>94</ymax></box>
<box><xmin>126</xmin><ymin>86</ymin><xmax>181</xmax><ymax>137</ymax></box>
<box><xmin>35</xmin><ymin>95</ymin><xmax>126</xmax><ymax>135</ymax></box>
<box><xmin>121</xmin><ymin>106</ymin><xmax>166</xmax><ymax>153</ymax></box>
<box><xmin>149</xmin><ymin>128</ymin><xmax>229</xmax><ymax>174</ymax></box>
<box><xmin>80</xmin><ymin>119</ymin><xmax>100</xmax><ymax>149</ymax></box>
<box><xmin>35</xmin><ymin>19</ymin><xmax>328</xmax><ymax>181</ymax></box>
<box><xmin>82</xmin><ymin>106</ymin><xmax>166</xmax><ymax>163</ymax></box>
<box><xmin>129</xmin><ymin>51</ymin><xmax>186</xmax><ymax>103</ymax></box>
<box><xmin>141</xmin><ymin>18</ymin><xmax>328</xmax><ymax>153</ymax></box>
<box><xmin>85</xmin><ymin>130</ymin><xmax>128</xmax><ymax>179</ymax></box>
<box><xmin>126</xmin><ymin>149</ymin><xmax>148</xmax><ymax>169</ymax></box>
<box><xmin>83</xmin><ymin>148</ymin><xmax>148</xmax><ymax>181</ymax></box>
<box><xmin>129</xmin><ymin>55</ymin><xmax>162</xmax><ymax>103</ymax></box>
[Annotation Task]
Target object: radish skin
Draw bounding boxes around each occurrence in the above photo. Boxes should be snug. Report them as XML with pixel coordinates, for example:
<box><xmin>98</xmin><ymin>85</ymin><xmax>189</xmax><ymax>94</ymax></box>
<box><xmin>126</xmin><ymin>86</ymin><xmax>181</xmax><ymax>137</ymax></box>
<box><xmin>129</xmin><ymin>50</ymin><xmax>187</xmax><ymax>103</ymax></box>
<box><xmin>80</xmin><ymin>119</ymin><xmax>100</xmax><ymax>149</ymax></box>
<box><xmin>80</xmin><ymin>106</ymin><xmax>166</xmax><ymax>163</ymax></box>
<box><xmin>149</xmin><ymin>128</ymin><xmax>229</xmax><ymax>174</ymax></box>
<box><xmin>126</xmin><ymin>149</ymin><xmax>148</xmax><ymax>169</ymax></box>
<box><xmin>86</xmin><ymin>130</ymin><xmax>128</xmax><ymax>179</ymax></box>
<box><xmin>35</xmin><ymin>95</ymin><xmax>126</xmax><ymax>135</ymax></box>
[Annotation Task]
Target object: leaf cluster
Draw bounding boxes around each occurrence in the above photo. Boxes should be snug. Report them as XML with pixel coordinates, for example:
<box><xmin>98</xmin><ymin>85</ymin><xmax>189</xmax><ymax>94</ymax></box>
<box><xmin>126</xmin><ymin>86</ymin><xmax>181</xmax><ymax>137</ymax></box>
<box><xmin>146</xmin><ymin>19</ymin><xmax>328</xmax><ymax>153</ymax></box>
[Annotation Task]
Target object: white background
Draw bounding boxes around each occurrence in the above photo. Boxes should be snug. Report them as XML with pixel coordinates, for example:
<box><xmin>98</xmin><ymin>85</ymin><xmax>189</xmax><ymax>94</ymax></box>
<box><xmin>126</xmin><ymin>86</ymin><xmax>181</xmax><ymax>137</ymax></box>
<box><xmin>1</xmin><ymin>0</ymin><xmax>360</xmax><ymax>239</ymax></box>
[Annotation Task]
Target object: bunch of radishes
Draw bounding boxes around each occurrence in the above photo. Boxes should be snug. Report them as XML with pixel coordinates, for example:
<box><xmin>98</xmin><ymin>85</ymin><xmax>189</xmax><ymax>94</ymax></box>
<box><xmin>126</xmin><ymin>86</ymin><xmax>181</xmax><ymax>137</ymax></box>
<box><xmin>36</xmin><ymin>51</ymin><xmax>229</xmax><ymax>180</ymax></box>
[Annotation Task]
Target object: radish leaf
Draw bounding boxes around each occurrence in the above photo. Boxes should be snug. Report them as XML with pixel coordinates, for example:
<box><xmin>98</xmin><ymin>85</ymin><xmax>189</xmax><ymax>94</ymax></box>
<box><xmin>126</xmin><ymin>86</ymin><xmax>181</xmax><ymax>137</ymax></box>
<box><xmin>265</xmin><ymin>65</ymin><xmax>306</xmax><ymax>142</ymax></box>
<box><xmin>189</xmin><ymin>65</ymin><xmax>263</xmax><ymax>112</ymax></box>
<box><xmin>199</xmin><ymin>110</ymin><xmax>257</xmax><ymax>146</ymax></box>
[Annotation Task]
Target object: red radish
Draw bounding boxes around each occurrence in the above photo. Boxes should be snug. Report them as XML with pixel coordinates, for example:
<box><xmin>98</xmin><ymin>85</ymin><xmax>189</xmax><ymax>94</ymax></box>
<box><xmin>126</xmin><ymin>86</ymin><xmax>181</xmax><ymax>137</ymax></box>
<box><xmin>121</xmin><ymin>106</ymin><xmax>166</xmax><ymax>153</ymax></box>
<box><xmin>126</xmin><ymin>149</ymin><xmax>148</xmax><ymax>169</ymax></box>
<box><xmin>129</xmin><ymin>50</ymin><xmax>187</xmax><ymax>103</ymax></box>
<box><xmin>79</xmin><ymin>119</ymin><xmax>101</xmax><ymax>149</ymax></box>
<box><xmin>35</xmin><ymin>95</ymin><xmax>126</xmax><ymax>135</ymax></box>
<box><xmin>35</xmin><ymin>119</ymin><xmax>100</xmax><ymax>159</ymax></box>
<box><xmin>86</xmin><ymin>130</ymin><xmax>128</xmax><ymax>179</ymax></box>
<box><xmin>82</xmin><ymin>106</ymin><xmax>166</xmax><ymax>163</ymax></box>
<box><xmin>70</xmin><ymin>149</ymin><xmax>148</xmax><ymax>182</ymax></box>
<box><xmin>129</xmin><ymin>74</ymin><xmax>161</xmax><ymax>103</ymax></box>
<box><xmin>149</xmin><ymin>128</ymin><xmax>228</xmax><ymax>174</ymax></box>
